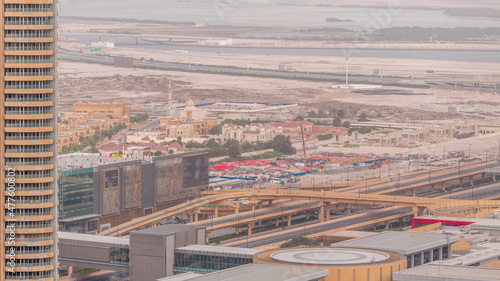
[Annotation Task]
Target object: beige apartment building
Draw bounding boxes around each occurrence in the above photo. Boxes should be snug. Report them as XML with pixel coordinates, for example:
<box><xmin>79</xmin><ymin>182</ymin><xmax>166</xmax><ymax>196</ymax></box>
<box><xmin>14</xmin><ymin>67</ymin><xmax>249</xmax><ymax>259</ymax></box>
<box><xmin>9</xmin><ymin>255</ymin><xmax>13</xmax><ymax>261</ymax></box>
<box><xmin>0</xmin><ymin>1</ymin><xmax>58</xmax><ymax>280</ymax></box>
<box><xmin>74</xmin><ymin>102</ymin><xmax>131</xmax><ymax>123</ymax></box>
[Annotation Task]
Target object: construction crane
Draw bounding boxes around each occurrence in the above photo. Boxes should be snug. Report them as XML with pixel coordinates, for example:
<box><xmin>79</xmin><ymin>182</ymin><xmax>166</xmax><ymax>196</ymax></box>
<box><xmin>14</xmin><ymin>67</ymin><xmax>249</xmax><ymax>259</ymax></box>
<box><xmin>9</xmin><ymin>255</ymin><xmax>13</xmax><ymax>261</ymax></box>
<box><xmin>300</xmin><ymin>124</ymin><xmax>307</xmax><ymax>157</ymax></box>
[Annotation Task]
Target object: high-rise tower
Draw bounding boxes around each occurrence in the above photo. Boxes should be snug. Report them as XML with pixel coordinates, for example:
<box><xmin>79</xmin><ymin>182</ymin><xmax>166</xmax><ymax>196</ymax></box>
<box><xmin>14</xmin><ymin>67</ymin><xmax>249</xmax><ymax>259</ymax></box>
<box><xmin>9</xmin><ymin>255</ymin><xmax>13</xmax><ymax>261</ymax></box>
<box><xmin>1</xmin><ymin>1</ymin><xmax>58</xmax><ymax>280</ymax></box>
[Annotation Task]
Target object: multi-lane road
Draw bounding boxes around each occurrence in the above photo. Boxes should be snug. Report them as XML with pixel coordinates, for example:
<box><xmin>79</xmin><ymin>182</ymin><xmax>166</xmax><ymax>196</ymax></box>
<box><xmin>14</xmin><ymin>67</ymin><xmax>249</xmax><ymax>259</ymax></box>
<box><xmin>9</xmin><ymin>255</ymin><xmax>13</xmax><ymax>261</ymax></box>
<box><xmin>58</xmin><ymin>50</ymin><xmax>414</xmax><ymax>84</ymax></box>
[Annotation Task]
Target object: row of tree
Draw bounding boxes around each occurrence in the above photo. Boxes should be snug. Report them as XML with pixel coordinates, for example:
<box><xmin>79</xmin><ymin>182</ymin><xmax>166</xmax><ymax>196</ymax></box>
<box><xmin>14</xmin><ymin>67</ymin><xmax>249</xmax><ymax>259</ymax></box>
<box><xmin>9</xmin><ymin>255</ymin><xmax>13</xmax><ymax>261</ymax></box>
<box><xmin>185</xmin><ymin>134</ymin><xmax>296</xmax><ymax>158</ymax></box>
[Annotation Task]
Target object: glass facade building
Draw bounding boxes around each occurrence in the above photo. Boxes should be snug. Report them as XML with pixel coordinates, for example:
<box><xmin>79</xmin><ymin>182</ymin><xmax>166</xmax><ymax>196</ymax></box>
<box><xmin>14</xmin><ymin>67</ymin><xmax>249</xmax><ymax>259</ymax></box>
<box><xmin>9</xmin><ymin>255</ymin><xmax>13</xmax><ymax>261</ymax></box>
<box><xmin>58</xmin><ymin>168</ymin><xmax>94</xmax><ymax>232</ymax></box>
<box><xmin>174</xmin><ymin>251</ymin><xmax>253</xmax><ymax>273</ymax></box>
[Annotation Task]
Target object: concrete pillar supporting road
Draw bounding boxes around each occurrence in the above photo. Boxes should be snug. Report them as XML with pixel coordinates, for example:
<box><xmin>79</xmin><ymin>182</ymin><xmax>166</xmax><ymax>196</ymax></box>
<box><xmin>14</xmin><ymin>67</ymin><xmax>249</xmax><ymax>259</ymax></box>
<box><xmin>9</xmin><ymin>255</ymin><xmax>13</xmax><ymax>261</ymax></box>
<box><xmin>214</xmin><ymin>206</ymin><xmax>219</xmax><ymax>218</ymax></box>
<box><xmin>470</xmin><ymin>176</ymin><xmax>475</xmax><ymax>186</ymax></box>
<box><xmin>235</xmin><ymin>227</ymin><xmax>240</xmax><ymax>235</ymax></box>
<box><xmin>194</xmin><ymin>213</ymin><xmax>199</xmax><ymax>222</ymax></box>
<box><xmin>188</xmin><ymin>213</ymin><xmax>194</xmax><ymax>222</ymax></box>
<box><xmin>410</xmin><ymin>255</ymin><xmax>415</xmax><ymax>268</ymax></box>
<box><xmin>319</xmin><ymin>204</ymin><xmax>325</xmax><ymax>222</ymax></box>
<box><xmin>305</xmin><ymin>211</ymin><xmax>310</xmax><ymax>220</ymax></box>
<box><xmin>275</xmin><ymin>218</ymin><xmax>280</xmax><ymax>227</ymax></box>
<box><xmin>258</xmin><ymin>202</ymin><xmax>263</xmax><ymax>209</ymax></box>
<box><xmin>412</xmin><ymin>206</ymin><xmax>419</xmax><ymax>215</ymax></box>
<box><xmin>247</xmin><ymin>223</ymin><xmax>253</xmax><ymax>235</ymax></box>
<box><xmin>257</xmin><ymin>220</ymin><xmax>263</xmax><ymax>227</ymax></box>
<box><xmin>412</xmin><ymin>189</ymin><xmax>417</xmax><ymax>197</ymax></box>
<box><xmin>251</xmin><ymin>204</ymin><xmax>256</xmax><ymax>212</ymax></box>
<box><xmin>431</xmin><ymin>184</ymin><xmax>435</xmax><ymax>192</ymax></box>
<box><xmin>326</xmin><ymin>203</ymin><xmax>331</xmax><ymax>221</ymax></box>
<box><xmin>287</xmin><ymin>215</ymin><xmax>292</xmax><ymax>226</ymax></box>
<box><xmin>441</xmin><ymin>182</ymin><xmax>446</xmax><ymax>192</ymax></box>
<box><xmin>268</xmin><ymin>200</ymin><xmax>273</xmax><ymax>206</ymax></box>
<box><xmin>67</xmin><ymin>266</ymin><xmax>73</xmax><ymax>277</ymax></box>
<box><xmin>205</xmin><ymin>232</ymin><xmax>210</xmax><ymax>243</ymax></box>
<box><xmin>373</xmin><ymin>224</ymin><xmax>377</xmax><ymax>231</ymax></box>
<box><xmin>385</xmin><ymin>222</ymin><xmax>390</xmax><ymax>230</ymax></box>
<box><xmin>235</xmin><ymin>208</ymin><xmax>239</xmax><ymax>215</ymax></box>
<box><xmin>494</xmin><ymin>175</ymin><xmax>497</xmax><ymax>182</ymax></box>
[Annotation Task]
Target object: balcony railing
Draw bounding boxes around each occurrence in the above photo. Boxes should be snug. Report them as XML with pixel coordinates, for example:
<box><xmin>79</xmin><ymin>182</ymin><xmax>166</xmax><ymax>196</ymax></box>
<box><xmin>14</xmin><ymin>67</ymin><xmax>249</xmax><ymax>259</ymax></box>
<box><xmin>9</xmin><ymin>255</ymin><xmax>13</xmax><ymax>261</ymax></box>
<box><xmin>5</xmin><ymin>161</ymin><xmax>53</xmax><ymax>166</ymax></box>
<box><xmin>5</xmin><ymin>97</ymin><xmax>53</xmax><ymax>103</ymax></box>
<box><xmin>10</xmin><ymin>211</ymin><xmax>54</xmax><ymax>217</ymax></box>
<box><xmin>5</xmin><ymin>21</ymin><xmax>54</xmax><ymax>26</ymax></box>
<box><xmin>6</xmin><ymin>235</ymin><xmax>54</xmax><ymax>243</ymax></box>
<box><xmin>5</xmin><ymin>148</ymin><xmax>52</xmax><ymax>153</ymax></box>
<box><xmin>9</xmin><ymin>174</ymin><xmax>53</xmax><ymax>179</ymax></box>
<box><xmin>5</xmin><ymin>136</ymin><xmax>53</xmax><ymax>141</ymax></box>
<box><xmin>5</xmin><ymin>72</ymin><xmax>53</xmax><ymax>77</ymax></box>
<box><xmin>5</xmin><ymin>8</ymin><xmax>53</xmax><ymax>13</ymax></box>
<box><xmin>5</xmin><ymin>46</ymin><xmax>53</xmax><ymax>51</ymax></box>
<box><xmin>6</xmin><ymin>274</ymin><xmax>53</xmax><ymax>280</ymax></box>
<box><xmin>11</xmin><ymin>223</ymin><xmax>54</xmax><ymax>230</ymax></box>
<box><xmin>4</xmin><ymin>33</ymin><xmax>54</xmax><ymax>39</ymax></box>
<box><xmin>5</xmin><ymin>123</ymin><xmax>54</xmax><ymax>128</ymax></box>
<box><xmin>4</xmin><ymin>185</ymin><xmax>53</xmax><ymax>192</ymax></box>
<box><xmin>5</xmin><ymin>59</ymin><xmax>53</xmax><ymax>64</ymax></box>
<box><xmin>5</xmin><ymin>110</ymin><xmax>53</xmax><ymax>115</ymax></box>
<box><xmin>8</xmin><ymin>198</ymin><xmax>52</xmax><ymax>204</ymax></box>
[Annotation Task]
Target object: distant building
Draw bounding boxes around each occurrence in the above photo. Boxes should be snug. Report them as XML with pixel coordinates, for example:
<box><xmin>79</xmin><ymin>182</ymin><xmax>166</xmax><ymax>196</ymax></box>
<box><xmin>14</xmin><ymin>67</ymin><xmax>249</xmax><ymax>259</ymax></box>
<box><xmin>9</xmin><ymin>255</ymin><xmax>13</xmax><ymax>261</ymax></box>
<box><xmin>222</xmin><ymin>123</ymin><xmax>283</xmax><ymax>142</ymax></box>
<box><xmin>91</xmin><ymin>40</ymin><xmax>115</xmax><ymax>49</ymax></box>
<box><xmin>198</xmin><ymin>38</ymin><xmax>232</xmax><ymax>46</ymax></box>
<box><xmin>160</xmin><ymin>117</ymin><xmax>218</xmax><ymax>135</ymax></box>
<box><xmin>74</xmin><ymin>102</ymin><xmax>131</xmax><ymax>123</ymax></box>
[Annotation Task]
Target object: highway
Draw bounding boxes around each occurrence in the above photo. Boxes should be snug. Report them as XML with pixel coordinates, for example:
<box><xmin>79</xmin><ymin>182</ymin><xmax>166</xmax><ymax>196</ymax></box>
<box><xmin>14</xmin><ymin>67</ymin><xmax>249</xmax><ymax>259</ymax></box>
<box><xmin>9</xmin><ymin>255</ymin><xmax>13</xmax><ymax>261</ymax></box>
<box><xmin>341</xmin><ymin>161</ymin><xmax>498</xmax><ymax>195</ymax></box>
<box><xmin>59</xmin><ymin>50</ymin><xmax>414</xmax><ymax>84</ymax></box>
<box><xmin>226</xmin><ymin>207</ymin><xmax>411</xmax><ymax>248</ymax></box>
<box><xmin>187</xmin><ymin>201</ymin><xmax>319</xmax><ymax>229</ymax></box>
<box><xmin>225</xmin><ymin>182</ymin><xmax>500</xmax><ymax>248</ymax></box>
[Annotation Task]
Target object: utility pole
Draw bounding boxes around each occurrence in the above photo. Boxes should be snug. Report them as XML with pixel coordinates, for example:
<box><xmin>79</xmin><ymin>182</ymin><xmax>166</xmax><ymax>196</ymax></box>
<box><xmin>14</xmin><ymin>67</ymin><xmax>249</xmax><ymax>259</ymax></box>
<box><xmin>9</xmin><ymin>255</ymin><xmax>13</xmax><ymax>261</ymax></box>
<box><xmin>345</xmin><ymin>56</ymin><xmax>350</xmax><ymax>86</ymax></box>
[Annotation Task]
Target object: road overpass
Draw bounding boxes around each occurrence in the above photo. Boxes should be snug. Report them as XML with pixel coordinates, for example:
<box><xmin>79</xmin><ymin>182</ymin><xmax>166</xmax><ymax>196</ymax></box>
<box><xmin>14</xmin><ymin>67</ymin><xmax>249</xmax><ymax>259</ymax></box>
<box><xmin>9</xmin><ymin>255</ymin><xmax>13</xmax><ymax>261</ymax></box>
<box><xmin>99</xmin><ymin>187</ymin><xmax>500</xmax><ymax>237</ymax></box>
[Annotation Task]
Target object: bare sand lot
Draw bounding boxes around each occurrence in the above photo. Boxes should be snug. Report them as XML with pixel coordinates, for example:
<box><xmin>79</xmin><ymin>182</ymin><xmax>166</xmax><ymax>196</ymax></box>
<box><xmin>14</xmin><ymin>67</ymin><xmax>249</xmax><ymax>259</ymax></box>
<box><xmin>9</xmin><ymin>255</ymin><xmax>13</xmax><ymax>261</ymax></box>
<box><xmin>58</xmin><ymin>60</ymin><xmax>499</xmax><ymax>122</ymax></box>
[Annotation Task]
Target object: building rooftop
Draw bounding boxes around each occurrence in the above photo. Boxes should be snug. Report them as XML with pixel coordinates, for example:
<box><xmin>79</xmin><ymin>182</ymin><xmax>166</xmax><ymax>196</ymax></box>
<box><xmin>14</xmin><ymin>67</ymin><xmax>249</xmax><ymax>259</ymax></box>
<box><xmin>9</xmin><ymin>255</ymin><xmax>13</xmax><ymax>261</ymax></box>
<box><xmin>271</xmin><ymin>248</ymin><xmax>390</xmax><ymax>266</ymax></box>
<box><xmin>333</xmin><ymin>231</ymin><xmax>459</xmax><ymax>255</ymax></box>
<box><xmin>157</xmin><ymin>264</ymin><xmax>329</xmax><ymax>281</ymax></box>
<box><xmin>175</xmin><ymin>245</ymin><xmax>261</xmax><ymax>256</ymax></box>
<box><xmin>131</xmin><ymin>224</ymin><xmax>199</xmax><ymax>235</ymax></box>
<box><xmin>393</xmin><ymin>264</ymin><xmax>500</xmax><ymax>281</ymax></box>
<box><xmin>418</xmin><ymin>215</ymin><xmax>500</xmax><ymax>231</ymax></box>
<box><xmin>58</xmin><ymin>153</ymin><xmax>139</xmax><ymax>172</ymax></box>
<box><xmin>58</xmin><ymin>231</ymin><xmax>129</xmax><ymax>246</ymax></box>
<box><xmin>431</xmin><ymin>243</ymin><xmax>500</xmax><ymax>266</ymax></box>
<box><xmin>325</xmin><ymin>230</ymin><xmax>379</xmax><ymax>239</ymax></box>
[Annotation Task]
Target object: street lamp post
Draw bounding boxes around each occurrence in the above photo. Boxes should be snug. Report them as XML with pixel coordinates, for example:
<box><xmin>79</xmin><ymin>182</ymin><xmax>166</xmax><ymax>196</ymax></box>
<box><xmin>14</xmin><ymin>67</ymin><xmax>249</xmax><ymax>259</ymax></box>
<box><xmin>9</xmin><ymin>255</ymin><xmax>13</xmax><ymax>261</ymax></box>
<box><xmin>428</xmin><ymin>164</ymin><xmax>432</xmax><ymax>183</ymax></box>
<box><xmin>365</xmin><ymin>173</ymin><xmax>368</xmax><ymax>193</ymax></box>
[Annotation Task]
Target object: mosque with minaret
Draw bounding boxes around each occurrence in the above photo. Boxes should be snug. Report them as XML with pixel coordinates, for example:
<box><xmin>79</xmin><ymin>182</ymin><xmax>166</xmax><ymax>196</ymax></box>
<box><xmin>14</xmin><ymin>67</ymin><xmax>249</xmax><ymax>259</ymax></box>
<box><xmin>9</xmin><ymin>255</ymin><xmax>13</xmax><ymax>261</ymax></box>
<box><xmin>159</xmin><ymin>81</ymin><xmax>217</xmax><ymax>138</ymax></box>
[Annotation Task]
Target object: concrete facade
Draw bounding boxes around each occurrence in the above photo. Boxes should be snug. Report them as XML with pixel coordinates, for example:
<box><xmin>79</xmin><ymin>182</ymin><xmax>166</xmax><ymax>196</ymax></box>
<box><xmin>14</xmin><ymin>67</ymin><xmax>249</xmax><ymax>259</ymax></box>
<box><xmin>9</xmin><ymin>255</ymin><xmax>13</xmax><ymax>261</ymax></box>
<box><xmin>130</xmin><ymin>225</ymin><xmax>206</xmax><ymax>281</ymax></box>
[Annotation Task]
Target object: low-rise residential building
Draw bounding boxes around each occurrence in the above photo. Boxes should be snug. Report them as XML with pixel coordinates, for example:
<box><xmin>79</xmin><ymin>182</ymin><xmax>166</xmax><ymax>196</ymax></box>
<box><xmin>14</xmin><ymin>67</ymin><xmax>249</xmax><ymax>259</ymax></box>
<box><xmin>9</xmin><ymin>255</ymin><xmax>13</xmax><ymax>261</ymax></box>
<box><xmin>223</xmin><ymin>121</ymin><xmax>348</xmax><ymax>143</ymax></box>
<box><xmin>222</xmin><ymin>123</ymin><xmax>283</xmax><ymax>142</ymax></box>
<box><xmin>160</xmin><ymin>117</ymin><xmax>218</xmax><ymax>135</ymax></box>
